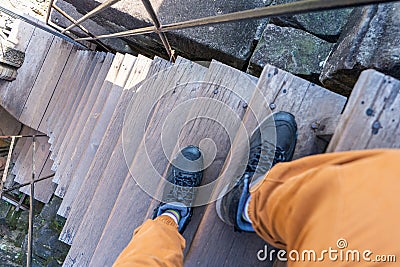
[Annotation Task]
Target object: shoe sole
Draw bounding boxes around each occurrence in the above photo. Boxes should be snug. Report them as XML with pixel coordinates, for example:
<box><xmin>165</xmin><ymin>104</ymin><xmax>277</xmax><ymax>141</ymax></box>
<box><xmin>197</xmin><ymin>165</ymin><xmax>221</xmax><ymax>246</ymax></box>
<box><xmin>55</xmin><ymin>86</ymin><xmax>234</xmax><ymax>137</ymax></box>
<box><xmin>216</xmin><ymin>112</ymin><xmax>277</xmax><ymax>225</ymax></box>
<box><xmin>215</xmin><ymin>183</ymin><xmax>233</xmax><ymax>226</ymax></box>
<box><xmin>216</xmin><ymin>111</ymin><xmax>297</xmax><ymax>226</ymax></box>
<box><xmin>216</xmin><ymin>173</ymin><xmax>265</xmax><ymax>226</ymax></box>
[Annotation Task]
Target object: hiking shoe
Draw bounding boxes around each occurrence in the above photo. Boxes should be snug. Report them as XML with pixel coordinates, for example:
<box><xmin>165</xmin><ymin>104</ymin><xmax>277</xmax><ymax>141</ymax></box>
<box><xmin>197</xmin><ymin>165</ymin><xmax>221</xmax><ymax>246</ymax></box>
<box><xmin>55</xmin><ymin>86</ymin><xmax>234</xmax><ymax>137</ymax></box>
<box><xmin>216</xmin><ymin>111</ymin><xmax>297</xmax><ymax>232</ymax></box>
<box><xmin>153</xmin><ymin>145</ymin><xmax>204</xmax><ymax>233</ymax></box>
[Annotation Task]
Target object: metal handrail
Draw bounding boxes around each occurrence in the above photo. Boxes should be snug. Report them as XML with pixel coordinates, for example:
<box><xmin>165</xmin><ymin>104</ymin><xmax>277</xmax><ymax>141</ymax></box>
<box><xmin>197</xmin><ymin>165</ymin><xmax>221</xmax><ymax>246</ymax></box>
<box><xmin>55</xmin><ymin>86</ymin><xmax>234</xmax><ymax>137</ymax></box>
<box><xmin>141</xmin><ymin>0</ymin><xmax>175</xmax><ymax>61</ymax></box>
<box><xmin>45</xmin><ymin>0</ymin><xmax>55</xmax><ymax>25</ymax></box>
<box><xmin>52</xmin><ymin>3</ymin><xmax>112</xmax><ymax>52</ymax></box>
<box><xmin>61</xmin><ymin>0</ymin><xmax>122</xmax><ymax>33</ymax></box>
<box><xmin>74</xmin><ymin>0</ymin><xmax>397</xmax><ymax>41</ymax></box>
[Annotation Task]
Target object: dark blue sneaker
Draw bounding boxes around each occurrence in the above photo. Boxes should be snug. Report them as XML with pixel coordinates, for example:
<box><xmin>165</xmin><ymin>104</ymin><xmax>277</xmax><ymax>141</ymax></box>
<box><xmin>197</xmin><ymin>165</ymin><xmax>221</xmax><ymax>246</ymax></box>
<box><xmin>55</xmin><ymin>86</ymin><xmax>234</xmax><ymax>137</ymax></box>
<box><xmin>216</xmin><ymin>111</ymin><xmax>297</xmax><ymax>232</ymax></box>
<box><xmin>153</xmin><ymin>145</ymin><xmax>204</xmax><ymax>233</ymax></box>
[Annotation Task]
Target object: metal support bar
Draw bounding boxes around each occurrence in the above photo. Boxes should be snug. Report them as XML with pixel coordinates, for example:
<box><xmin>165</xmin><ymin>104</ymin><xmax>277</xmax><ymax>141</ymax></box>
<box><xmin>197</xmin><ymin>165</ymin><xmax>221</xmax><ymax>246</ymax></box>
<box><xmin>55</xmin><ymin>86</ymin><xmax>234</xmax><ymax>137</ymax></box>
<box><xmin>76</xmin><ymin>0</ymin><xmax>398</xmax><ymax>41</ymax></box>
<box><xmin>62</xmin><ymin>0</ymin><xmax>122</xmax><ymax>34</ymax></box>
<box><xmin>3</xmin><ymin>174</ymin><xmax>55</xmax><ymax>194</ymax></box>
<box><xmin>0</xmin><ymin>6</ymin><xmax>86</xmax><ymax>49</ymax></box>
<box><xmin>27</xmin><ymin>135</ymin><xmax>35</xmax><ymax>267</ymax></box>
<box><xmin>0</xmin><ymin>136</ymin><xmax>15</xmax><ymax>198</ymax></box>
<box><xmin>141</xmin><ymin>0</ymin><xmax>175</xmax><ymax>61</ymax></box>
<box><xmin>0</xmin><ymin>134</ymin><xmax>46</xmax><ymax>139</ymax></box>
<box><xmin>52</xmin><ymin>4</ymin><xmax>112</xmax><ymax>53</ymax></box>
<box><xmin>1</xmin><ymin>192</ymin><xmax>29</xmax><ymax>211</ymax></box>
<box><xmin>45</xmin><ymin>0</ymin><xmax>55</xmax><ymax>25</ymax></box>
<box><xmin>15</xmin><ymin>194</ymin><xmax>26</xmax><ymax>212</ymax></box>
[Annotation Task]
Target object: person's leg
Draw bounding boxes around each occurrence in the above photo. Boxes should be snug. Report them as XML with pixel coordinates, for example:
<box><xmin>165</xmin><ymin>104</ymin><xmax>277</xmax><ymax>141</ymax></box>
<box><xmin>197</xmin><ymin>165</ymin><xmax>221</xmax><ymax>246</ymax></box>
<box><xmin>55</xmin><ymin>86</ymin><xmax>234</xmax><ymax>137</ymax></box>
<box><xmin>114</xmin><ymin>146</ymin><xmax>204</xmax><ymax>267</ymax></box>
<box><xmin>113</xmin><ymin>216</ymin><xmax>185</xmax><ymax>267</ymax></box>
<box><xmin>249</xmin><ymin>149</ymin><xmax>400</xmax><ymax>266</ymax></box>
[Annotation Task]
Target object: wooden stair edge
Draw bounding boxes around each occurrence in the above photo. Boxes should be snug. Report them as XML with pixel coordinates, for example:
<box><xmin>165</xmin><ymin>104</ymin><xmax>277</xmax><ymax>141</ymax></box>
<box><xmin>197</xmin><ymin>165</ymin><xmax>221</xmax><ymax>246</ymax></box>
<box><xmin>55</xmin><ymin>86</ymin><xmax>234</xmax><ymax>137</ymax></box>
<box><xmin>54</xmin><ymin>54</ymin><xmax>137</xmax><ymax>194</ymax></box>
<box><xmin>50</xmin><ymin>52</ymin><xmax>108</xmax><ymax>172</ymax></box>
<box><xmin>57</xmin><ymin>55</ymin><xmax>155</xmax><ymax>241</ymax></box>
<box><xmin>327</xmin><ymin>69</ymin><xmax>400</xmax><ymax>152</ymax></box>
<box><xmin>80</xmin><ymin>59</ymin><xmax>208</xmax><ymax>266</ymax></box>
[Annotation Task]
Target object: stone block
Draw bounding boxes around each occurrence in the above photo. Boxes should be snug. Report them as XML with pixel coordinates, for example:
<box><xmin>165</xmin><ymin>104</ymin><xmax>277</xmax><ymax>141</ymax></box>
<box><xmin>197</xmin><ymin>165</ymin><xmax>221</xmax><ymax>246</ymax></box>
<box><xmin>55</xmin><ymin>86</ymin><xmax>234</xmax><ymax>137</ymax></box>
<box><xmin>0</xmin><ymin>63</ymin><xmax>17</xmax><ymax>81</ymax></box>
<box><xmin>0</xmin><ymin>44</ymin><xmax>25</xmax><ymax>68</ymax></box>
<box><xmin>320</xmin><ymin>3</ymin><xmax>400</xmax><ymax>95</ymax></box>
<box><xmin>248</xmin><ymin>24</ymin><xmax>333</xmax><ymax>82</ymax></box>
<box><xmin>52</xmin><ymin>0</ymin><xmax>272</xmax><ymax>68</ymax></box>
<box><xmin>271</xmin><ymin>0</ymin><xmax>353</xmax><ymax>42</ymax></box>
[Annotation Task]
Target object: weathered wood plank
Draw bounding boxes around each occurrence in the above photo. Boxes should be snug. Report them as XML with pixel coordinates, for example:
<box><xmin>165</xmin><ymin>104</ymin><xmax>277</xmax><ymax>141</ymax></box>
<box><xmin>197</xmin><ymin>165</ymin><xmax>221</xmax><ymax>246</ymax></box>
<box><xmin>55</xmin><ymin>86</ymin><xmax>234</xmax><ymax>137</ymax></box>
<box><xmin>14</xmin><ymin>135</ymin><xmax>50</xmax><ymax>189</ymax></box>
<box><xmin>58</xmin><ymin>54</ymin><xmax>154</xmax><ymax>241</ymax></box>
<box><xmin>11</xmin><ymin>127</ymin><xmax>35</xmax><ymax>175</ymax></box>
<box><xmin>50</xmin><ymin>52</ymin><xmax>106</xmax><ymax>165</ymax></box>
<box><xmin>6</xmin><ymin>20</ymin><xmax>35</xmax><ymax>52</ymax></box>
<box><xmin>47</xmin><ymin>50</ymin><xmax>93</xmax><ymax>145</ymax></box>
<box><xmin>51</xmin><ymin>53</ymin><xmax>124</xmax><ymax>184</ymax></box>
<box><xmin>11</xmin><ymin>126</ymin><xmax>33</xmax><ymax>163</ymax></box>
<box><xmin>54</xmin><ymin>53</ymin><xmax>114</xmax><ymax>176</ymax></box>
<box><xmin>184</xmin><ymin>64</ymin><xmax>347</xmax><ymax>266</ymax></box>
<box><xmin>46</xmin><ymin>50</ymin><xmax>90</xmax><ymax>142</ymax></box>
<box><xmin>19</xmin><ymin>38</ymin><xmax>74</xmax><ymax>129</ymax></box>
<box><xmin>38</xmin><ymin>49</ymin><xmax>81</xmax><ymax>134</ymax></box>
<box><xmin>19</xmin><ymin>148</ymin><xmax>55</xmax><ymax>203</ymax></box>
<box><xmin>87</xmin><ymin>58</ymin><xmax>207</xmax><ymax>267</ymax></box>
<box><xmin>0</xmin><ymin>20</ymin><xmax>35</xmax><ymax>101</ymax></box>
<box><xmin>55</xmin><ymin>54</ymin><xmax>135</xmax><ymax>204</ymax></box>
<box><xmin>49</xmin><ymin>50</ymin><xmax>97</xmax><ymax>154</ymax></box>
<box><xmin>59</xmin><ymin>57</ymin><xmax>168</xmax><ymax>266</ymax></box>
<box><xmin>328</xmin><ymin>69</ymin><xmax>400</xmax><ymax>152</ymax></box>
<box><xmin>0</xmin><ymin>27</ymin><xmax>54</xmax><ymax>120</ymax></box>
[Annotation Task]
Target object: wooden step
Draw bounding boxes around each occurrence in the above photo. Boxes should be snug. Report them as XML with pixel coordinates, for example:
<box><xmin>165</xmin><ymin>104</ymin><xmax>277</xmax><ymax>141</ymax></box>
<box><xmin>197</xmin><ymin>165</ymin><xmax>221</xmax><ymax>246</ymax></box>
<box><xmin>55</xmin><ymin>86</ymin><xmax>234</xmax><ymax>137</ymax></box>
<box><xmin>54</xmin><ymin>54</ymin><xmax>134</xmax><ymax>199</ymax></box>
<box><xmin>38</xmin><ymin>49</ymin><xmax>82</xmax><ymax>133</ymax></box>
<box><xmin>183</xmin><ymin>64</ymin><xmax>346</xmax><ymax>266</ymax></box>
<box><xmin>19</xmin><ymin>148</ymin><xmax>55</xmax><ymax>204</ymax></box>
<box><xmin>51</xmin><ymin>53</ymin><xmax>124</xmax><ymax>184</ymax></box>
<box><xmin>58</xmin><ymin>55</ymin><xmax>155</xmax><ymax>245</ymax></box>
<box><xmin>58</xmin><ymin>56</ymin><xmax>167</xmax><ymax>251</ymax></box>
<box><xmin>0</xmin><ymin>20</ymin><xmax>35</xmax><ymax>110</ymax></box>
<box><xmin>14</xmin><ymin>135</ymin><xmax>50</xmax><ymax>188</ymax></box>
<box><xmin>11</xmin><ymin>136</ymin><xmax>33</xmax><ymax>177</ymax></box>
<box><xmin>47</xmin><ymin>50</ymin><xmax>93</xmax><ymax>144</ymax></box>
<box><xmin>54</xmin><ymin>53</ymin><xmax>115</xmax><ymax>176</ymax></box>
<box><xmin>328</xmin><ymin>69</ymin><xmax>400</xmax><ymax>152</ymax></box>
<box><xmin>60</xmin><ymin>56</ymin><xmax>152</xmax><ymax>244</ymax></box>
<box><xmin>0</xmin><ymin>23</ymin><xmax>54</xmax><ymax>120</ymax></box>
<box><xmin>49</xmin><ymin>51</ymin><xmax>98</xmax><ymax>155</ymax></box>
<box><xmin>51</xmin><ymin>52</ymin><xmax>120</xmax><ymax>178</ymax></box>
<box><xmin>18</xmin><ymin>37</ymin><xmax>75</xmax><ymax>129</ymax></box>
<box><xmin>86</xmin><ymin>58</ymin><xmax>208</xmax><ymax>266</ymax></box>
<box><xmin>11</xmin><ymin>126</ymin><xmax>35</xmax><ymax>164</ymax></box>
<box><xmin>50</xmin><ymin>52</ymin><xmax>107</xmax><ymax>164</ymax></box>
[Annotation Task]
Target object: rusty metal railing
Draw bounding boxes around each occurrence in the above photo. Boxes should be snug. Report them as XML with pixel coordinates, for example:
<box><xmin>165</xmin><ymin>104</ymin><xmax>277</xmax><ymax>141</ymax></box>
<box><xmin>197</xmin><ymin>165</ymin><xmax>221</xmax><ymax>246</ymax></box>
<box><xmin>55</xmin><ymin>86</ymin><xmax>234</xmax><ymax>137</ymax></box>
<box><xmin>0</xmin><ymin>134</ymin><xmax>54</xmax><ymax>267</ymax></box>
<box><xmin>46</xmin><ymin>0</ymin><xmax>398</xmax><ymax>61</ymax></box>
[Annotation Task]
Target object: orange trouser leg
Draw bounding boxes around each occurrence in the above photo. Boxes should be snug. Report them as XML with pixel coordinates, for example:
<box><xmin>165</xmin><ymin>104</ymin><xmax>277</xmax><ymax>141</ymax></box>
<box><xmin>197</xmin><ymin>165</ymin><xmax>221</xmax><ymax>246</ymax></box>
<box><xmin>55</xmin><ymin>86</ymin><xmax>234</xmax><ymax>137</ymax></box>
<box><xmin>249</xmin><ymin>149</ymin><xmax>400</xmax><ymax>266</ymax></box>
<box><xmin>113</xmin><ymin>216</ymin><xmax>185</xmax><ymax>267</ymax></box>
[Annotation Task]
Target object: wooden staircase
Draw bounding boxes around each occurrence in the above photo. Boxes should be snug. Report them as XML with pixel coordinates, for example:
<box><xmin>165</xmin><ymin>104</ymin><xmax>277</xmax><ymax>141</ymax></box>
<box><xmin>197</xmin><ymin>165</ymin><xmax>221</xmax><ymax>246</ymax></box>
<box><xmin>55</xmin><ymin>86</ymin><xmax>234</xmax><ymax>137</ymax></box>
<box><xmin>1</xmin><ymin>19</ymin><xmax>399</xmax><ymax>267</ymax></box>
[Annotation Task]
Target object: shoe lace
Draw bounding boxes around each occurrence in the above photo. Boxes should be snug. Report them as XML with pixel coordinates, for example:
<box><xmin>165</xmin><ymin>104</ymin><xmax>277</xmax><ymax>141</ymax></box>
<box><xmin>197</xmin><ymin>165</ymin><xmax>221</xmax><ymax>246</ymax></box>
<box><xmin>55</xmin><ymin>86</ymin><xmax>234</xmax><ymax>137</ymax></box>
<box><xmin>165</xmin><ymin>169</ymin><xmax>200</xmax><ymax>204</ymax></box>
<box><xmin>246</xmin><ymin>142</ymin><xmax>286</xmax><ymax>175</ymax></box>
<box><xmin>274</xmin><ymin>146</ymin><xmax>287</xmax><ymax>165</ymax></box>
